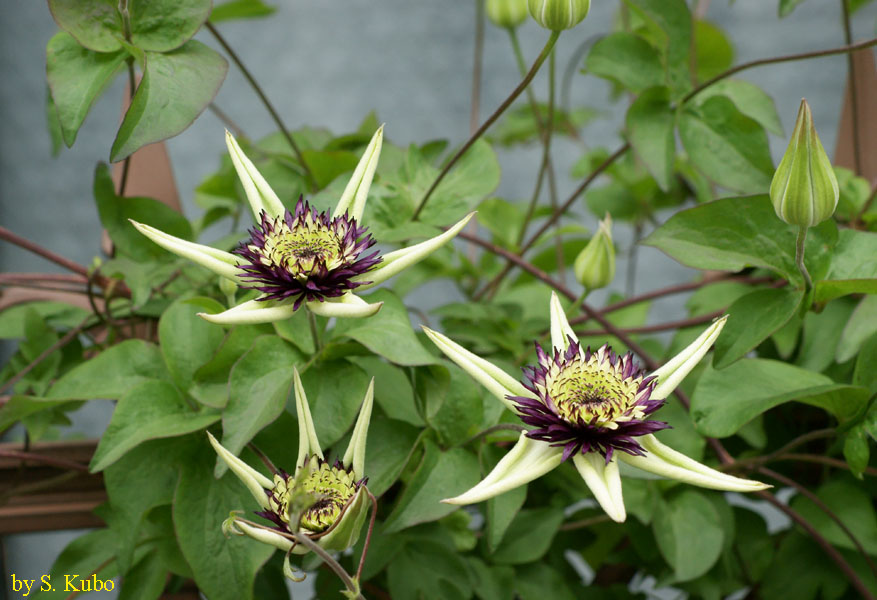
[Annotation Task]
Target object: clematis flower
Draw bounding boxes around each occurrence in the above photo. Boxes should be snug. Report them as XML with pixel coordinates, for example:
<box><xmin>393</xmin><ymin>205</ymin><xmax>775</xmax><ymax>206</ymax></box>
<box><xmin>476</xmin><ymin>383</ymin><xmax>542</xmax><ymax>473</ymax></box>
<box><xmin>208</xmin><ymin>368</ymin><xmax>373</xmax><ymax>556</ymax></box>
<box><xmin>422</xmin><ymin>292</ymin><xmax>768</xmax><ymax>522</ymax></box>
<box><xmin>131</xmin><ymin>127</ymin><xmax>474</xmax><ymax>323</ymax></box>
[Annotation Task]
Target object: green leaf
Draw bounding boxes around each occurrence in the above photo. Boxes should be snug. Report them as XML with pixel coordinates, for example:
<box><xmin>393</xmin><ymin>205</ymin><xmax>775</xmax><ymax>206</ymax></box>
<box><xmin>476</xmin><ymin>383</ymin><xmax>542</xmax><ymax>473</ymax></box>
<box><xmin>348</xmin><ymin>356</ymin><xmax>424</xmax><ymax>426</ymax></box>
<box><xmin>419</xmin><ymin>139</ymin><xmax>501</xmax><ymax>226</ymax></box>
<box><xmin>159</xmin><ymin>297</ymin><xmax>227</xmax><ymax>389</ymax></box>
<box><xmin>854</xmin><ymin>333</ymin><xmax>877</xmax><ymax>392</ymax></box>
<box><xmin>118</xmin><ymin>552</ymin><xmax>167</xmax><ymax>600</ymax></box>
<box><xmin>46</xmin><ymin>89</ymin><xmax>64</xmax><ymax>156</ymax></box>
<box><xmin>333</xmin><ymin>289</ymin><xmax>436</xmax><ymax>366</ymax></box>
<box><xmin>429</xmin><ymin>365</ymin><xmax>483</xmax><ymax>446</ymax></box>
<box><xmin>797</xmin><ymin>298</ymin><xmax>856</xmax><ymax>372</ymax></box>
<box><xmin>691</xmin><ymin>358</ymin><xmax>870</xmax><ymax>437</ymax></box>
<box><xmin>626</xmin><ymin>86</ymin><xmax>675</xmax><ymax>190</ymax></box>
<box><xmin>382</xmin><ymin>440</ymin><xmax>480</xmax><ymax>533</ymax></box>
<box><xmin>486</xmin><ymin>483</ymin><xmax>527</xmax><ymax>554</ymax></box>
<box><xmin>692</xmin><ymin>79</ymin><xmax>783</xmax><ymax>135</ymax></box>
<box><xmin>679</xmin><ymin>96</ymin><xmax>774</xmax><ymax>194</ymax></box>
<box><xmin>362</xmin><ymin>416</ymin><xmax>421</xmax><ymax>497</ymax></box>
<box><xmin>191</xmin><ymin>324</ymin><xmax>274</xmax><ymax>408</ymax></box>
<box><xmin>211</xmin><ymin>0</ymin><xmax>277</xmax><ymax>22</ymax></box>
<box><xmin>713</xmin><ymin>287</ymin><xmax>803</xmax><ymax>369</ymax></box>
<box><xmin>111</xmin><ymin>40</ymin><xmax>228</xmax><ymax>162</ymax></box>
<box><xmin>515</xmin><ymin>563</ymin><xmax>579</xmax><ymax>600</ymax></box>
<box><xmin>585</xmin><ymin>32</ymin><xmax>663</xmax><ymax>93</ymax></box>
<box><xmin>300</xmin><ymin>149</ymin><xmax>360</xmax><ymax>188</ymax></box>
<box><xmin>843</xmin><ymin>426</ymin><xmax>870</xmax><ymax>479</ymax></box>
<box><xmin>91</xmin><ymin>380</ymin><xmax>220</xmax><ymax>471</ymax></box>
<box><xmin>492</xmin><ymin>104</ymin><xmax>599</xmax><ymax>146</ymax></box>
<box><xmin>174</xmin><ymin>443</ymin><xmax>273</xmax><ymax>600</ymax></box>
<box><xmin>790</xmin><ymin>479</ymin><xmax>877</xmax><ymax>555</ymax></box>
<box><xmin>761</xmin><ymin>532</ymin><xmax>850</xmax><ymax>600</ymax></box>
<box><xmin>0</xmin><ymin>395</ymin><xmax>79</xmax><ymax>435</ymax></box>
<box><xmin>0</xmin><ymin>301</ymin><xmax>89</xmax><ymax>339</ymax></box>
<box><xmin>48</xmin><ymin>0</ymin><xmax>123</xmax><ymax>52</ymax></box>
<box><xmin>300</xmin><ymin>359</ymin><xmax>370</xmax><ymax>448</ymax></box>
<box><xmin>104</xmin><ymin>436</ymin><xmax>197</xmax><ymax>573</ymax></box>
<box><xmin>478</xmin><ymin>197</ymin><xmax>524</xmax><ymax>249</ymax></box>
<box><xmin>814</xmin><ymin>229</ymin><xmax>877</xmax><ymax>302</ymax></box>
<box><xmin>219</xmin><ymin>335</ymin><xmax>302</xmax><ymax>470</ymax></box>
<box><xmin>778</xmin><ymin>0</ymin><xmax>807</xmax><ymax>17</ymax></box>
<box><xmin>94</xmin><ymin>163</ymin><xmax>194</xmax><ymax>261</ymax></box>
<box><xmin>625</xmin><ymin>0</ymin><xmax>692</xmax><ymax>96</ymax></box>
<box><xmin>46</xmin><ymin>32</ymin><xmax>126</xmax><ymax>147</ymax></box>
<box><xmin>693</xmin><ymin>21</ymin><xmax>733</xmax><ymax>82</ymax></box>
<box><xmin>128</xmin><ymin>0</ymin><xmax>212</xmax><ymax>51</ymax></box>
<box><xmin>220</xmin><ymin>340</ymin><xmax>299</xmax><ymax>475</ymax></box>
<box><xmin>837</xmin><ymin>295</ymin><xmax>877</xmax><ymax>363</ymax></box>
<box><xmin>491</xmin><ymin>507</ymin><xmax>564</xmax><ymax>564</ymax></box>
<box><xmin>48</xmin><ymin>339</ymin><xmax>171</xmax><ymax>400</ymax></box>
<box><xmin>653</xmin><ymin>490</ymin><xmax>724</xmax><ymax>581</ymax></box>
<box><xmin>32</xmin><ymin>529</ymin><xmax>121</xmax><ymax>599</ymax></box>
<box><xmin>387</xmin><ymin>539</ymin><xmax>473</xmax><ymax>600</ymax></box>
<box><xmin>643</xmin><ymin>196</ymin><xmax>836</xmax><ymax>285</ymax></box>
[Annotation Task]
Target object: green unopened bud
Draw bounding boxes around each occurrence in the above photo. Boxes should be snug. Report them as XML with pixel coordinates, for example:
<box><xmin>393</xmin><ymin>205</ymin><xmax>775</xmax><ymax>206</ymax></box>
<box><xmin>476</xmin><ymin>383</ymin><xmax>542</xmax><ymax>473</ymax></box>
<box><xmin>770</xmin><ymin>99</ymin><xmax>839</xmax><ymax>228</ymax></box>
<box><xmin>528</xmin><ymin>0</ymin><xmax>590</xmax><ymax>30</ymax></box>
<box><xmin>487</xmin><ymin>0</ymin><xmax>529</xmax><ymax>28</ymax></box>
<box><xmin>218</xmin><ymin>276</ymin><xmax>237</xmax><ymax>306</ymax></box>
<box><xmin>574</xmin><ymin>214</ymin><xmax>614</xmax><ymax>292</ymax></box>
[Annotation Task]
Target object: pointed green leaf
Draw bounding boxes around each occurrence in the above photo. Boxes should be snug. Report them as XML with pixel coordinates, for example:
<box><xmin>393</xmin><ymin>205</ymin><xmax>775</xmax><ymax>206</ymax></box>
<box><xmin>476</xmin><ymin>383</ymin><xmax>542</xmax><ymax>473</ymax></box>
<box><xmin>626</xmin><ymin>86</ymin><xmax>675</xmax><ymax>190</ymax></box>
<box><xmin>652</xmin><ymin>490</ymin><xmax>724</xmax><ymax>581</ymax></box>
<box><xmin>46</xmin><ymin>32</ymin><xmax>126</xmax><ymax>147</ymax></box>
<box><xmin>713</xmin><ymin>287</ymin><xmax>803</xmax><ymax>369</ymax></box>
<box><xmin>111</xmin><ymin>41</ymin><xmax>228</xmax><ymax>162</ymax></box>
<box><xmin>692</xmin><ymin>358</ymin><xmax>870</xmax><ymax>437</ymax></box>
<box><xmin>48</xmin><ymin>0</ymin><xmax>123</xmax><ymax>52</ymax></box>
<box><xmin>679</xmin><ymin>96</ymin><xmax>774</xmax><ymax>194</ymax></box>
<box><xmin>91</xmin><ymin>380</ymin><xmax>220</xmax><ymax>471</ymax></box>
<box><xmin>128</xmin><ymin>0</ymin><xmax>212</xmax><ymax>52</ymax></box>
<box><xmin>585</xmin><ymin>32</ymin><xmax>663</xmax><ymax>93</ymax></box>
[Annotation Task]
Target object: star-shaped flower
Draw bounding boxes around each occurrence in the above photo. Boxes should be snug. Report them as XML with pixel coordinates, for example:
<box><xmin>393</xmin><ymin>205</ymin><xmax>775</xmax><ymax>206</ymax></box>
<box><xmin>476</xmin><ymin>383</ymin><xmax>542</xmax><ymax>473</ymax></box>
<box><xmin>132</xmin><ymin>127</ymin><xmax>473</xmax><ymax>323</ymax></box>
<box><xmin>209</xmin><ymin>368</ymin><xmax>373</xmax><ymax>555</ymax></box>
<box><xmin>423</xmin><ymin>292</ymin><xmax>768</xmax><ymax>522</ymax></box>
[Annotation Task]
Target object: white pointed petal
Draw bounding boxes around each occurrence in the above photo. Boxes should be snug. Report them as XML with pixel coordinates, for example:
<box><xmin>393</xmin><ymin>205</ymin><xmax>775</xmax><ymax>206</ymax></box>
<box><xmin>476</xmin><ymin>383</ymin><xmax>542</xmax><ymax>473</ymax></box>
<box><xmin>198</xmin><ymin>299</ymin><xmax>298</xmax><ymax>325</ymax></box>
<box><xmin>619</xmin><ymin>435</ymin><xmax>770</xmax><ymax>492</ymax></box>
<box><xmin>650</xmin><ymin>316</ymin><xmax>728</xmax><ymax>401</ymax></box>
<box><xmin>235</xmin><ymin>519</ymin><xmax>295</xmax><ymax>552</ymax></box>
<box><xmin>422</xmin><ymin>326</ymin><xmax>531</xmax><ymax>412</ymax></box>
<box><xmin>343</xmin><ymin>378</ymin><xmax>374</xmax><ymax>477</ymax></box>
<box><xmin>443</xmin><ymin>433</ymin><xmax>562</xmax><ymax>505</ymax></box>
<box><xmin>207</xmin><ymin>432</ymin><xmax>272</xmax><ymax>509</ymax></box>
<box><xmin>573</xmin><ymin>453</ymin><xmax>626</xmax><ymax>523</ymax></box>
<box><xmin>353</xmin><ymin>212</ymin><xmax>476</xmax><ymax>291</ymax></box>
<box><xmin>130</xmin><ymin>220</ymin><xmax>243</xmax><ymax>282</ymax></box>
<box><xmin>225</xmin><ymin>130</ymin><xmax>286</xmax><ymax>219</ymax></box>
<box><xmin>305</xmin><ymin>293</ymin><xmax>383</xmax><ymax>318</ymax></box>
<box><xmin>294</xmin><ymin>367</ymin><xmax>323</xmax><ymax>471</ymax></box>
<box><xmin>549</xmin><ymin>291</ymin><xmax>578</xmax><ymax>351</ymax></box>
<box><xmin>333</xmin><ymin>125</ymin><xmax>384</xmax><ymax>222</ymax></box>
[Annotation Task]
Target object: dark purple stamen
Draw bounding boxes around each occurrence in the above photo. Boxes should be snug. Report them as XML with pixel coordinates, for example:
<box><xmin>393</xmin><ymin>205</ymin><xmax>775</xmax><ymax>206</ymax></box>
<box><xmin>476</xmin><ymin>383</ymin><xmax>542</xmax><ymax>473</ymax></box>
<box><xmin>233</xmin><ymin>197</ymin><xmax>382</xmax><ymax>309</ymax></box>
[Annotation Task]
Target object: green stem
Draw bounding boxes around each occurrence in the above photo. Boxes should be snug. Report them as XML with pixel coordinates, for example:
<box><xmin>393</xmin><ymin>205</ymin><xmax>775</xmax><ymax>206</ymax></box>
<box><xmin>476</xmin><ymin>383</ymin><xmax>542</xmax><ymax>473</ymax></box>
<box><xmin>307</xmin><ymin>310</ymin><xmax>322</xmax><ymax>354</ymax></box>
<box><xmin>355</xmin><ymin>491</ymin><xmax>379</xmax><ymax>582</ymax></box>
<box><xmin>413</xmin><ymin>30</ymin><xmax>561</xmax><ymax>220</ymax></box>
<box><xmin>291</xmin><ymin>533</ymin><xmax>363</xmax><ymax>599</ymax></box>
<box><xmin>470</xmin><ymin>0</ymin><xmax>485</xmax><ymax>135</ymax></box>
<box><xmin>795</xmin><ymin>226</ymin><xmax>813</xmax><ymax>292</ymax></box>
<box><xmin>205</xmin><ymin>22</ymin><xmax>317</xmax><ymax>191</ymax></box>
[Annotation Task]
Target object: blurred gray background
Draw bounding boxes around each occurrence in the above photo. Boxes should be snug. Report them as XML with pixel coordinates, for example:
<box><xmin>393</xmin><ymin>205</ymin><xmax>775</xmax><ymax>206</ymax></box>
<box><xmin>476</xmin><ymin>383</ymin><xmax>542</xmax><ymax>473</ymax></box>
<box><xmin>2</xmin><ymin>0</ymin><xmax>876</xmax><ymax>597</ymax></box>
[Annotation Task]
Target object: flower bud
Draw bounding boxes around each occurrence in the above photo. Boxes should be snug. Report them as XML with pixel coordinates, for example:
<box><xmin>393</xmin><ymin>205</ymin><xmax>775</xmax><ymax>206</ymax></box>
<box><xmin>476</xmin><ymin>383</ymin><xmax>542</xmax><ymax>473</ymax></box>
<box><xmin>487</xmin><ymin>0</ymin><xmax>529</xmax><ymax>29</ymax></box>
<box><xmin>770</xmin><ymin>99</ymin><xmax>839</xmax><ymax>228</ymax></box>
<box><xmin>574</xmin><ymin>214</ymin><xmax>614</xmax><ymax>292</ymax></box>
<box><xmin>528</xmin><ymin>0</ymin><xmax>590</xmax><ymax>30</ymax></box>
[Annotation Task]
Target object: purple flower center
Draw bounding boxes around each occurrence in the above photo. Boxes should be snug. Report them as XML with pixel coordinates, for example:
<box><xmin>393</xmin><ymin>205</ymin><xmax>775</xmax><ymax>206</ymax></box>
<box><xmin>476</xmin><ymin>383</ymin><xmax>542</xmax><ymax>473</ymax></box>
<box><xmin>509</xmin><ymin>340</ymin><xmax>668</xmax><ymax>463</ymax></box>
<box><xmin>233</xmin><ymin>197</ymin><xmax>381</xmax><ymax>309</ymax></box>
